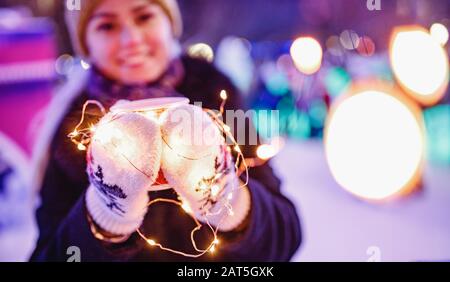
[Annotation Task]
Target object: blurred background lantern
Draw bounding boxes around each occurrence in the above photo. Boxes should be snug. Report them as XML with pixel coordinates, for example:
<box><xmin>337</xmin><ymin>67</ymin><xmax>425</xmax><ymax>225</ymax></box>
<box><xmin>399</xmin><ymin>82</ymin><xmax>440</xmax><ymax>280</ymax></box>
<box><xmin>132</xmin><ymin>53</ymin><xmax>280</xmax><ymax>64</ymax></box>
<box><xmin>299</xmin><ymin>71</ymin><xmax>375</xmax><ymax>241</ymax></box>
<box><xmin>324</xmin><ymin>82</ymin><xmax>425</xmax><ymax>201</ymax></box>
<box><xmin>389</xmin><ymin>26</ymin><xmax>449</xmax><ymax>106</ymax></box>
<box><xmin>290</xmin><ymin>36</ymin><xmax>323</xmax><ymax>75</ymax></box>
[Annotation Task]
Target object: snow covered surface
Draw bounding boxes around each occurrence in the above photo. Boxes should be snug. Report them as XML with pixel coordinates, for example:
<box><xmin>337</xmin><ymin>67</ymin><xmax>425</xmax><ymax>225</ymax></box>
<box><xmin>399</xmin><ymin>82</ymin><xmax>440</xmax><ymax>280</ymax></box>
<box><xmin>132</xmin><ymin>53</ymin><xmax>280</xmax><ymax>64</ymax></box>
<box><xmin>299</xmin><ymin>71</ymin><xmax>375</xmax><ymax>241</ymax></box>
<box><xmin>1</xmin><ymin>140</ymin><xmax>449</xmax><ymax>261</ymax></box>
<box><xmin>272</xmin><ymin>140</ymin><xmax>450</xmax><ymax>262</ymax></box>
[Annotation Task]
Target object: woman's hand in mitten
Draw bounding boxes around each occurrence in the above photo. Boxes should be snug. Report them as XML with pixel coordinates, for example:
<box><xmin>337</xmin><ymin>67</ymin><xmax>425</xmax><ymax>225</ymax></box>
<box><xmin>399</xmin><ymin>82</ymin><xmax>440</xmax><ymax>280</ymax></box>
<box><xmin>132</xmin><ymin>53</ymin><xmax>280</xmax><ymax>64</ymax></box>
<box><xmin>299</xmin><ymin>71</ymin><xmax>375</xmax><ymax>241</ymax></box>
<box><xmin>160</xmin><ymin>104</ymin><xmax>251</xmax><ymax>232</ymax></box>
<box><xmin>85</xmin><ymin>110</ymin><xmax>162</xmax><ymax>236</ymax></box>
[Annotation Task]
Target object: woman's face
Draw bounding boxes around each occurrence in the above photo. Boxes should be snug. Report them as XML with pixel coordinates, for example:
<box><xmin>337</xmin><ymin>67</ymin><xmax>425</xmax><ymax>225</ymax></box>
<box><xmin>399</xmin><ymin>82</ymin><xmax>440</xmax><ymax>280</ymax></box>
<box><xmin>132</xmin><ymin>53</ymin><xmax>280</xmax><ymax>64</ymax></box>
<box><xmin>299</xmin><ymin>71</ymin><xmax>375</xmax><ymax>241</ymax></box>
<box><xmin>86</xmin><ymin>0</ymin><xmax>177</xmax><ymax>84</ymax></box>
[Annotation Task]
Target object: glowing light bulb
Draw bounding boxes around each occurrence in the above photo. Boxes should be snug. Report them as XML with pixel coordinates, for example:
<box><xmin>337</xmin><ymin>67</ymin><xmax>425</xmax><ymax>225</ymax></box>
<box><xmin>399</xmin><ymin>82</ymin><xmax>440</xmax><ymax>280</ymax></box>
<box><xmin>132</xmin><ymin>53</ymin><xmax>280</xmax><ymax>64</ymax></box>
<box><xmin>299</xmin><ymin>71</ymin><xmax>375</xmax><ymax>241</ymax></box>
<box><xmin>220</xmin><ymin>90</ymin><xmax>228</xmax><ymax>100</ymax></box>
<box><xmin>77</xmin><ymin>143</ymin><xmax>86</xmax><ymax>151</ymax></box>
<box><xmin>69</xmin><ymin>130</ymin><xmax>78</xmax><ymax>137</ymax></box>
<box><xmin>147</xmin><ymin>239</ymin><xmax>156</xmax><ymax>246</ymax></box>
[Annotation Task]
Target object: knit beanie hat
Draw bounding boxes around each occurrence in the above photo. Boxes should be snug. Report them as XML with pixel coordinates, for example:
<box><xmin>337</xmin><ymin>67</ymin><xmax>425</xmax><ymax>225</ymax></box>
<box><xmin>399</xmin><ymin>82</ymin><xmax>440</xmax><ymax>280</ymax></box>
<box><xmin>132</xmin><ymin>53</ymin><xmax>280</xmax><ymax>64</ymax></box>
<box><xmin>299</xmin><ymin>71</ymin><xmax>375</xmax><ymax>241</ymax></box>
<box><xmin>65</xmin><ymin>0</ymin><xmax>183</xmax><ymax>57</ymax></box>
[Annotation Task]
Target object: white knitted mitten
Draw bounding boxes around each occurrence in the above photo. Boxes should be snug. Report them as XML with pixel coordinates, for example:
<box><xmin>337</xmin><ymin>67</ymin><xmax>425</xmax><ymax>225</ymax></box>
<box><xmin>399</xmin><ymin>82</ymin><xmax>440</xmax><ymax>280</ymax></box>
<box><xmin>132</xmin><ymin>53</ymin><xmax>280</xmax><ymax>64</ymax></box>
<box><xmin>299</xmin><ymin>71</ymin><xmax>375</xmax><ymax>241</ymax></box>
<box><xmin>160</xmin><ymin>104</ymin><xmax>250</xmax><ymax>231</ymax></box>
<box><xmin>85</xmin><ymin>111</ymin><xmax>162</xmax><ymax>235</ymax></box>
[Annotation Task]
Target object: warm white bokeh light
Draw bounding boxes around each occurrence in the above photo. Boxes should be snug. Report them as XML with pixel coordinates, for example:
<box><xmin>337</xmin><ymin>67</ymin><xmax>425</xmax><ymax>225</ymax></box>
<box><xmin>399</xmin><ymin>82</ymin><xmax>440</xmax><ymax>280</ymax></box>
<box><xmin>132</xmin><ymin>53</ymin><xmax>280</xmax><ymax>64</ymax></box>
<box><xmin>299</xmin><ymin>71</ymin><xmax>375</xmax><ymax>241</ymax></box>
<box><xmin>290</xmin><ymin>37</ymin><xmax>323</xmax><ymax>75</ymax></box>
<box><xmin>390</xmin><ymin>27</ymin><xmax>449</xmax><ymax>106</ymax></box>
<box><xmin>187</xmin><ymin>43</ymin><xmax>214</xmax><ymax>62</ymax></box>
<box><xmin>256</xmin><ymin>137</ymin><xmax>285</xmax><ymax>160</ymax></box>
<box><xmin>257</xmin><ymin>144</ymin><xmax>277</xmax><ymax>160</ymax></box>
<box><xmin>325</xmin><ymin>90</ymin><xmax>424</xmax><ymax>201</ymax></box>
<box><xmin>80</xmin><ymin>60</ymin><xmax>91</xmax><ymax>70</ymax></box>
<box><xmin>339</xmin><ymin>30</ymin><xmax>360</xmax><ymax>50</ymax></box>
<box><xmin>430</xmin><ymin>23</ymin><xmax>449</xmax><ymax>46</ymax></box>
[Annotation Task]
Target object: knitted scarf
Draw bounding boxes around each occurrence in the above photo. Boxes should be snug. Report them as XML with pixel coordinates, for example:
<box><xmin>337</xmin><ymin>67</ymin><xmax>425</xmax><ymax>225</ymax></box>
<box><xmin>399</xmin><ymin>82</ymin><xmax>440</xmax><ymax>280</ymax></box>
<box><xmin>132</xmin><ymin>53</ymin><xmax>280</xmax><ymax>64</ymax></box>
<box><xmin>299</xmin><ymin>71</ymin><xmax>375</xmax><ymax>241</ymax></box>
<box><xmin>86</xmin><ymin>58</ymin><xmax>185</xmax><ymax>109</ymax></box>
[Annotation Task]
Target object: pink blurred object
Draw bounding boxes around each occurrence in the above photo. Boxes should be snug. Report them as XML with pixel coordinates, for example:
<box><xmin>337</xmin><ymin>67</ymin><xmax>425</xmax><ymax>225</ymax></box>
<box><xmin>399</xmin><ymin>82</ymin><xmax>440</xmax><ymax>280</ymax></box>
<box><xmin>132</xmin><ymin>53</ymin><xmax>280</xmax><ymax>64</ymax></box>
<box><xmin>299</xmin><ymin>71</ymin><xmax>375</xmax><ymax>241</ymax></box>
<box><xmin>0</xmin><ymin>9</ymin><xmax>56</xmax><ymax>158</ymax></box>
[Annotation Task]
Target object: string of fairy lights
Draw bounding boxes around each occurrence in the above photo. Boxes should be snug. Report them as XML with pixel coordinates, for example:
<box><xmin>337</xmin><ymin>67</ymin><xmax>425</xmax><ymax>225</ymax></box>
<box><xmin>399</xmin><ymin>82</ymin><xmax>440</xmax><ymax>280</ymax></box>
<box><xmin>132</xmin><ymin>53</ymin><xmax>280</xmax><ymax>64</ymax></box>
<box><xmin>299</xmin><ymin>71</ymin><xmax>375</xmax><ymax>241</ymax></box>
<box><xmin>68</xmin><ymin>90</ymin><xmax>275</xmax><ymax>257</ymax></box>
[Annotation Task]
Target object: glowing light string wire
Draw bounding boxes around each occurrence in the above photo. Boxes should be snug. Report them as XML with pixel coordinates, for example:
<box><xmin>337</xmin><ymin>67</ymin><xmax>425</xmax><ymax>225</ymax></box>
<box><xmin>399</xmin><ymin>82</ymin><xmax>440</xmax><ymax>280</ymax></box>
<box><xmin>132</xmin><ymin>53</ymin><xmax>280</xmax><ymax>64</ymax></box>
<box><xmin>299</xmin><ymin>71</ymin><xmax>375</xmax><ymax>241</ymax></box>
<box><xmin>68</xmin><ymin>91</ymin><xmax>254</xmax><ymax>257</ymax></box>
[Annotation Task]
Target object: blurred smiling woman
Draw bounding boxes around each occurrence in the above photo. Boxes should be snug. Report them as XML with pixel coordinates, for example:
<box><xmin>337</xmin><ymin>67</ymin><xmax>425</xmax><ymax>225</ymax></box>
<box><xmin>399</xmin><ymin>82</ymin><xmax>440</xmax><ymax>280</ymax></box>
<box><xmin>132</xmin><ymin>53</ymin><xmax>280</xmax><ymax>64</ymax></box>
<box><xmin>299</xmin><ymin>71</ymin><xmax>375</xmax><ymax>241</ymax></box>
<box><xmin>31</xmin><ymin>0</ymin><xmax>301</xmax><ymax>261</ymax></box>
<box><xmin>82</xmin><ymin>0</ymin><xmax>182</xmax><ymax>84</ymax></box>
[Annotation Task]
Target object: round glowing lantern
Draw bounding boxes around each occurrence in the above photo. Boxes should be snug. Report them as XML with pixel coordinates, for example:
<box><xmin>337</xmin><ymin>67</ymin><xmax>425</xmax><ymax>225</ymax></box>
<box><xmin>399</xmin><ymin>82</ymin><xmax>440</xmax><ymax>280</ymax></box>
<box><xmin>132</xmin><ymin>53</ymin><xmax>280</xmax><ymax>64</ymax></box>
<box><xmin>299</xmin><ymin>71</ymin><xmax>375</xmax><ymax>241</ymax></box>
<box><xmin>324</xmin><ymin>82</ymin><xmax>425</xmax><ymax>201</ymax></box>
<box><xmin>290</xmin><ymin>37</ymin><xmax>323</xmax><ymax>75</ymax></box>
<box><xmin>389</xmin><ymin>26</ymin><xmax>449</xmax><ymax>106</ymax></box>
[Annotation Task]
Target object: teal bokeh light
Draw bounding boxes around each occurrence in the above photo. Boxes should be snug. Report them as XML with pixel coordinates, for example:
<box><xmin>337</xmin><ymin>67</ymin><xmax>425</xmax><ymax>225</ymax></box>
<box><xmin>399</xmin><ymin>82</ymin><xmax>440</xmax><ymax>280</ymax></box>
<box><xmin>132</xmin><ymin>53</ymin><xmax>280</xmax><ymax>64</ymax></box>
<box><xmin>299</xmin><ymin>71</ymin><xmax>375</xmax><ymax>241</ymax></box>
<box><xmin>324</xmin><ymin>67</ymin><xmax>351</xmax><ymax>98</ymax></box>
<box><xmin>424</xmin><ymin>104</ymin><xmax>450</xmax><ymax>165</ymax></box>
